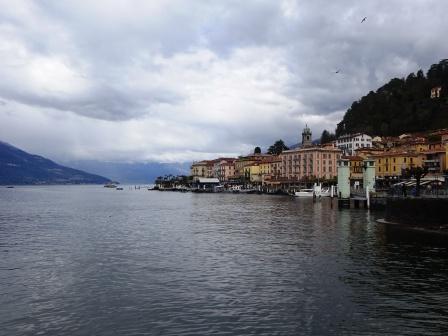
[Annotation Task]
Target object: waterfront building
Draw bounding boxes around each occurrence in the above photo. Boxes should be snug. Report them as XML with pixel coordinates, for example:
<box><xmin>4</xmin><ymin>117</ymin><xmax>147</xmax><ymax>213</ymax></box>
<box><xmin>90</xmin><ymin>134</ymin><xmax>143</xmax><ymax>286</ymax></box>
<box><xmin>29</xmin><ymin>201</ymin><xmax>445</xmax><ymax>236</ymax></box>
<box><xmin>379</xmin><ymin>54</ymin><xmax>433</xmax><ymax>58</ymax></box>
<box><xmin>213</xmin><ymin>158</ymin><xmax>236</xmax><ymax>182</ymax></box>
<box><xmin>259</xmin><ymin>156</ymin><xmax>282</xmax><ymax>185</ymax></box>
<box><xmin>190</xmin><ymin>160</ymin><xmax>210</xmax><ymax>178</ymax></box>
<box><xmin>280</xmin><ymin>145</ymin><xmax>342</xmax><ymax>181</ymax></box>
<box><xmin>343</xmin><ymin>155</ymin><xmax>364</xmax><ymax>187</ymax></box>
<box><xmin>190</xmin><ymin>159</ymin><xmax>219</xmax><ymax>179</ymax></box>
<box><xmin>195</xmin><ymin>177</ymin><xmax>221</xmax><ymax>191</ymax></box>
<box><xmin>244</xmin><ymin>163</ymin><xmax>262</xmax><ymax>184</ymax></box>
<box><xmin>336</xmin><ymin>133</ymin><xmax>372</xmax><ymax>155</ymax></box>
<box><xmin>355</xmin><ymin>147</ymin><xmax>385</xmax><ymax>159</ymax></box>
<box><xmin>234</xmin><ymin>154</ymin><xmax>271</xmax><ymax>179</ymax></box>
<box><xmin>373</xmin><ymin>151</ymin><xmax>425</xmax><ymax>178</ymax></box>
<box><xmin>423</xmin><ymin>143</ymin><xmax>448</xmax><ymax>175</ymax></box>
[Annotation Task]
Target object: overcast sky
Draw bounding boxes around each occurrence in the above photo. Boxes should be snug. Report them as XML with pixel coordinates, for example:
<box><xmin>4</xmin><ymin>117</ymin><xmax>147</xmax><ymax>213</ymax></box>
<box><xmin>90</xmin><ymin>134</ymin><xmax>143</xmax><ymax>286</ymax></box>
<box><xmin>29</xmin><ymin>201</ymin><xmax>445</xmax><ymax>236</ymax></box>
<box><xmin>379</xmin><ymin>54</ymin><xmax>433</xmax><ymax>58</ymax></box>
<box><xmin>1</xmin><ymin>0</ymin><xmax>447</xmax><ymax>163</ymax></box>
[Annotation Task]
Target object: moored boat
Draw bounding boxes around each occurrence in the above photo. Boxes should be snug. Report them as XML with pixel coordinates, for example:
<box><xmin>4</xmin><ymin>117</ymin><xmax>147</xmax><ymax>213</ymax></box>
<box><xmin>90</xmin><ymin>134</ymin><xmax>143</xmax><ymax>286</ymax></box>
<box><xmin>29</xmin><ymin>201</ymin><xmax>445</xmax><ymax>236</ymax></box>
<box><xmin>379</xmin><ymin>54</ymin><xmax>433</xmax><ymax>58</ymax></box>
<box><xmin>294</xmin><ymin>189</ymin><xmax>315</xmax><ymax>197</ymax></box>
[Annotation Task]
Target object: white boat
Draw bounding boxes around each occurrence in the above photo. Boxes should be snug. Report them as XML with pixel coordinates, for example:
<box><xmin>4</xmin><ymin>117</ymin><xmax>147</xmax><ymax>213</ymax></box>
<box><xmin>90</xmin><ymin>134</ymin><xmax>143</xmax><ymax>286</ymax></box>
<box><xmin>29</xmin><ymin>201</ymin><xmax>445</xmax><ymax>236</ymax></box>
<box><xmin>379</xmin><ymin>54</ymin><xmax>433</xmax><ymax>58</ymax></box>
<box><xmin>320</xmin><ymin>188</ymin><xmax>331</xmax><ymax>197</ymax></box>
<box><xmin>294</xmin><ymin>188</ymin><xmax>315</xmax><ymax>197</ymax></box>
<box><xmin>294</xmin><ymin>184</ymin><xmax>335</xmax><ymax>197</ymax></box>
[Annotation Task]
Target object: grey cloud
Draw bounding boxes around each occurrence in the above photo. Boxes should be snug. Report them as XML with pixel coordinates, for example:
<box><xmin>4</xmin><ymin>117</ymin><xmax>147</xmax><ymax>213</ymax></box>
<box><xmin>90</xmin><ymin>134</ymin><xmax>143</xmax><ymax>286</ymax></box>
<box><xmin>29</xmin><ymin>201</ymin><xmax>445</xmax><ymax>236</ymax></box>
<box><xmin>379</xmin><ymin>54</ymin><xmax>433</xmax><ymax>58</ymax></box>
<box><xmin>0</xmin><ymin>84</ymin><xmax>183</xmax><ymax>121</ymax></box>
<box><xmin>1</xmin><ymin>0</ymin><xmax>448</xmax><ymax>162</ymax></box>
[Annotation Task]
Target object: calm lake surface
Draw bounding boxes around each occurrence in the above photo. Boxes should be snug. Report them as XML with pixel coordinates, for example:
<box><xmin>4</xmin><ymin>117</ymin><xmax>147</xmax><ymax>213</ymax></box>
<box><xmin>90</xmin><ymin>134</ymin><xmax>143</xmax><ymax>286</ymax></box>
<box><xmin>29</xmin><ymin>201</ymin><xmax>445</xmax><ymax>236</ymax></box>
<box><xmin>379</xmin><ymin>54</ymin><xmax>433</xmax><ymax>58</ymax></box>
<box><xmin>1</xmin><ymin>186</ymin><xmax>447</xmax><ymax>335</ymax></box>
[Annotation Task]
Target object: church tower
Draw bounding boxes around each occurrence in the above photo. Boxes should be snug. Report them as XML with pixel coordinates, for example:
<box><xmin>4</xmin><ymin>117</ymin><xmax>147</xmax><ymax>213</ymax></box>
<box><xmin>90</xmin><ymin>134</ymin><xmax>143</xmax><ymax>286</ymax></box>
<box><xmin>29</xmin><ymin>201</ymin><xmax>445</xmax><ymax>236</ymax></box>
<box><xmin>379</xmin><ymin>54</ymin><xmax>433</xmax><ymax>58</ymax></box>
<box><xmin>302</xmin><ymin>124</ymin><xmax>312</xmax><ymax>147</ymax></box>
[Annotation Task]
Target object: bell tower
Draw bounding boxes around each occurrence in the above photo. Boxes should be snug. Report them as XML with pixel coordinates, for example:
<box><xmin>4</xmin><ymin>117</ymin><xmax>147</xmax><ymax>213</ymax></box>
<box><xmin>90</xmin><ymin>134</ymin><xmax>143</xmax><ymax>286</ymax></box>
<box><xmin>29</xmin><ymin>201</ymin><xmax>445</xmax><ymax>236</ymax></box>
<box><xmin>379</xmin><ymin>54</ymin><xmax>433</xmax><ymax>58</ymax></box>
<box><xmin>302</xmin><ymin>124</ymin><xmax>312</xmax><ymax>147</ymax></box>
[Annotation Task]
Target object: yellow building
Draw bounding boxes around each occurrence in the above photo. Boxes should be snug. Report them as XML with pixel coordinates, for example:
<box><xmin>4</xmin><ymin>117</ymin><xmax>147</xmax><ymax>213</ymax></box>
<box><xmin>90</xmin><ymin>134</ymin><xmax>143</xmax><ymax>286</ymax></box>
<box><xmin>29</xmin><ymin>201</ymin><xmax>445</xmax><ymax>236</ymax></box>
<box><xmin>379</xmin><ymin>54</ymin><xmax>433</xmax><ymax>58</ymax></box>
<box><xmin>374</xmin><ymin>152</ymin><xmax>425</xmax><ymax>177</ymax></box>
<box><xmin>212</xmin><ymin>158</ymin><xmax>236</xmax><ymax>182</ymax></box>
<box><xmin>393</xmin><ymin>140</ymin><xmax>428</xmax><ymax>153</ymax></box>
<box><xmin>190</xmin><ymin>161</ymin><xmax>208</xmax><ymax>178</ymax></box>
<box><xmin>423</xmin><ymin>143</ymin><xmax>448</xmax><ymax>175</ymax></box>
<box><xmin>344</xmin><ymin>156</ymin><xmax>364</xmax><ymax>183</ymax></box>
<box><xmin>234</xmin><ymin>154</ymin><xmax>273</xmax><ymax>179</ymax></box>
<box><xmin>190</xmin><ymin>160</ymin><xmax>217</xmax><ymax>179</ymax></box>
<box><xmin>259</xmin><ymin>156</ymin><xmax>282</xmax><ymax>185</ymax></box>
<box><xmin>244</xmin><ymin>163</ymin><xmax>261</xmax><ymax>183</ymax></box>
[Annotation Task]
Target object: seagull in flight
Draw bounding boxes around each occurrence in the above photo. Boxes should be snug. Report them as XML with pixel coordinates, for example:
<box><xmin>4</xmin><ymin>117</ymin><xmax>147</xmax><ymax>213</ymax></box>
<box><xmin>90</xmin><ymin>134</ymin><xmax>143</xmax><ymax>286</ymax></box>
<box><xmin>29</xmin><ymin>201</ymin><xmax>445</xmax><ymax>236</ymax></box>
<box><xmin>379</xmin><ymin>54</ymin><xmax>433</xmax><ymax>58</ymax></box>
<box><xmin>334</xmin><ymin>69</ymin><xmax>341</xmax><ymax>74</ymax></box>
<box><xmin>361</xmin><ymin>16</ymin><xmax>367</xmax><ymax>23</ymax></box>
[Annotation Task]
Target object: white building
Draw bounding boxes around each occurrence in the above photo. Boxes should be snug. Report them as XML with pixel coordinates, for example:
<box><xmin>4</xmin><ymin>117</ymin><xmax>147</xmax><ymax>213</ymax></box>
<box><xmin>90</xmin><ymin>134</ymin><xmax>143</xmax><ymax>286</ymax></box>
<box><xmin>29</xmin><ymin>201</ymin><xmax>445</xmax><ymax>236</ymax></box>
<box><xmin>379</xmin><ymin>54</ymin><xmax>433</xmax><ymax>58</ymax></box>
<box><xmin>336</xmin><ymin>133</ymin><xmax>372</xmax><ymax>155</ymax></box>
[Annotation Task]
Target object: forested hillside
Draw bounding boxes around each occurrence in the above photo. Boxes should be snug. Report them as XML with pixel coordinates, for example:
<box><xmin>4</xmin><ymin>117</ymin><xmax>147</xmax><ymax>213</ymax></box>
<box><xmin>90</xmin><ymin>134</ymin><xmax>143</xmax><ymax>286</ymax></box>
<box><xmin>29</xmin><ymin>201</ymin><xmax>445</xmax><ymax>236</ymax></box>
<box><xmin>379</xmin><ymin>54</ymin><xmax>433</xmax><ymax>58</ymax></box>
<box><xmin>336</xmin><ymin>59</ymin><xmax>448</xmax><ymax>136</ymax></box>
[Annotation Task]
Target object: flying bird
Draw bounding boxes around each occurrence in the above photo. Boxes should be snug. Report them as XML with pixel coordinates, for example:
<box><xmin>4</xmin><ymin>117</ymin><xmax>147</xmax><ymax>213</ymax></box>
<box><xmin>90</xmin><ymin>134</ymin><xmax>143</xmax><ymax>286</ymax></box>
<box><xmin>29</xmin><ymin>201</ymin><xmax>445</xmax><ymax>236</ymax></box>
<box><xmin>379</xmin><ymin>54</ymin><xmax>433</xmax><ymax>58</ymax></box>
<box><xmin>334</xmin><ymin>69</ymin><xmax>341</xmax><ymax>74</ymax></box>
<box><xmin>361</xmin><ymin>17</ymin><xmax>367</xmax><ymax>23</ymax></box>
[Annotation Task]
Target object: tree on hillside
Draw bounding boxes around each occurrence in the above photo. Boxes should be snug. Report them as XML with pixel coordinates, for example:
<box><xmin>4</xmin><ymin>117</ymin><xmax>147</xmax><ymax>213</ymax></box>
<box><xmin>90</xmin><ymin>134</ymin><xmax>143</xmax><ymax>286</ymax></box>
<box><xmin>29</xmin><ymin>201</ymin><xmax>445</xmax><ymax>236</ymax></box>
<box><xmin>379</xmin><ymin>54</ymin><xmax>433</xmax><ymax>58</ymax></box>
<box><xmin>267</xmin><ymin>140</ymin><xmax>289</xmax><ymax>155</ymax></box>
<box><xmin>320</xmin><ymin>130</ymin><xmax>336</xmax><ymax>144</ymax></box>
<box><xmin>335</xmin><ymin>59</ymin><xmax>448</xmax><ymax>137</ymax></box>
<box><xmin>254</xmin><ymin>146</ymin><xmax>261</xmax><ymax>154</ymax></box>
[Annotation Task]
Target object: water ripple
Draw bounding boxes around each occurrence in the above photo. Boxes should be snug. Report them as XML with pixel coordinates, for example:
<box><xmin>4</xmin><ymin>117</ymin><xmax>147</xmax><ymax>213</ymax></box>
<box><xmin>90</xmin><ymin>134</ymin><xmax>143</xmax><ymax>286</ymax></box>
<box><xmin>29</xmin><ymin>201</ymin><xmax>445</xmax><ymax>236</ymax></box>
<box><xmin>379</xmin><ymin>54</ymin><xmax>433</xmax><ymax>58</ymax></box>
<box><xmin>1</xmin><ymin>186</ymin><xmax>448</xmax><ymax>335</ymax></box>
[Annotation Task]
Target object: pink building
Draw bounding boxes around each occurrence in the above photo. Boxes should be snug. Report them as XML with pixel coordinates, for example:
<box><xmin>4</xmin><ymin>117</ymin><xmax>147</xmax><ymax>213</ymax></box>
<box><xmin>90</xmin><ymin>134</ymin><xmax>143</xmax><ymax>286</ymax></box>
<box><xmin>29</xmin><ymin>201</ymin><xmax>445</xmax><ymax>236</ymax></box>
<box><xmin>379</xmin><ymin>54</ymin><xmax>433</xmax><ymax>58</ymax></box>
<box><xmin>278</xmin><ymin>126</ymin><xmax>342</xmax><ymax>181</ymax></box>
<box><xmin>213</xmin><ymin>158</ymin><xmax>236</xmax><ymax>182</ymax></box>
<box><xmin>280</xmin><ymin>146</ymin><xmax>341</xmax><ymax>180</ymax></box>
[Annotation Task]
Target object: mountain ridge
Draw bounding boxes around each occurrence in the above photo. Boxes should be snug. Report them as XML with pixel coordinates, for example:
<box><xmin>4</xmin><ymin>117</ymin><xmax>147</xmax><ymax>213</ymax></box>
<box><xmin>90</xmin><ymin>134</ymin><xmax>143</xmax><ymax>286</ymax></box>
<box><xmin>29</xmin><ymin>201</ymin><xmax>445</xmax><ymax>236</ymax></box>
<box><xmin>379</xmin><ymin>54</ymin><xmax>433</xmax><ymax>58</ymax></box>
<box><xmin>0</xmin><ymin>141</ymin><xmax>110</xmax><ymax>185</ymax></box>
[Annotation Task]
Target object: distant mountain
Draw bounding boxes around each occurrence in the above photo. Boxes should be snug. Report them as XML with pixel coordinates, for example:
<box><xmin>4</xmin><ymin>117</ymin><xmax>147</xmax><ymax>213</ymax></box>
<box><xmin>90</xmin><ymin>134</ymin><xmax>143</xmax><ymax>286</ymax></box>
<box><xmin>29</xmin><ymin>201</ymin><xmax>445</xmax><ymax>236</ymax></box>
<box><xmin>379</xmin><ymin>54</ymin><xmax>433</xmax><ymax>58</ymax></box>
<box><xmin>62</xmin><ymin>160</ymin><xmax>191</xmax><ymax>184</ymax></box>
<box><xmin>336</xmin><ymin>59</ymin><xmax>448</xmax><ymax>137</ymax></box>
<box><xmin>0</xmin><ymin>141</ymin><xmax>110</xmax><ymax>185</ymax></box>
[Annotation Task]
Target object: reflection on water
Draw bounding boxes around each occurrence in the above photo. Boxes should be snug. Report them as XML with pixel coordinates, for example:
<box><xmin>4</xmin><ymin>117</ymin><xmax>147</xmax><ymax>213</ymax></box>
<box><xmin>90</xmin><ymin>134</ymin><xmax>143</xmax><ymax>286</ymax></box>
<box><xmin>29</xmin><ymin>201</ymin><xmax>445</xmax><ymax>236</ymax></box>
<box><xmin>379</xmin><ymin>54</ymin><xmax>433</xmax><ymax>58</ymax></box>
<box><xmin>0</xmin><ymin>186</ymin><xmax>447</xmax><ymax>335</ymax></box>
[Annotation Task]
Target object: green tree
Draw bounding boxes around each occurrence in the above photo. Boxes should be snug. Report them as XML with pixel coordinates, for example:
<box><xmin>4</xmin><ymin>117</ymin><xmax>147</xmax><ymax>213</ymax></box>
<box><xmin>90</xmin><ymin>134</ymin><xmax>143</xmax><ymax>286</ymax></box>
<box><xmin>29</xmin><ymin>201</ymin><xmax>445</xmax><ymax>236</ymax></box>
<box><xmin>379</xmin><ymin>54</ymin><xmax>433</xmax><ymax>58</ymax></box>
<box><xmin>254</xmin><ymin>146</ymin><xmax>261</xmax><ymax>154</ymax></box>
<box><xmin>335</xmin><ymin>59</ymin><xmax>448</xmax><ymax>137</ymax></box>
<box><xmin>403</xmin><ymin>166</ymin><xmax>428</xmax><ymax>197</ymax></box>
<box><xmin>320</xmin><ymin>130</ymin><xmax>336</xmax><ymax>144</ymax></box>
<box><xmin>267</xmin><ymin>140</ymin><xmax>289</xmax><ymax>155</ymax></box>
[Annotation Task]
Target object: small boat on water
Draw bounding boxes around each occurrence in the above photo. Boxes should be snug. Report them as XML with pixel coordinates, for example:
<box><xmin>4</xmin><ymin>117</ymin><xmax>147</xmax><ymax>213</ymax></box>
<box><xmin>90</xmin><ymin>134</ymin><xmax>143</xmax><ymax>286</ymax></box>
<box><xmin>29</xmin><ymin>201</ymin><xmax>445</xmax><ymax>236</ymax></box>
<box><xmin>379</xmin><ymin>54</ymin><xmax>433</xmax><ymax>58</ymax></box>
<box><xmin>104</xmin><ymin>182</ymin><xmax>117</xmax><ymax>188</ymax></box>
<box><xmin>294</xmin><ymin>184</ymin><xmax>335</xmax><ymax>197</ymax></box>
<box><xmin>116</xmin><ymin>187</ymin><xmax>124</xmax><ymax>190</ymax></box>
<box><xmin>294</xmin><ymin>189</ymin><xmax>315</xmax><ymax>197</ymax></box>
<box><xmin>320</xmin><ymin>188</ymin><xmax>331</xmax><ymax>197</ymax></box>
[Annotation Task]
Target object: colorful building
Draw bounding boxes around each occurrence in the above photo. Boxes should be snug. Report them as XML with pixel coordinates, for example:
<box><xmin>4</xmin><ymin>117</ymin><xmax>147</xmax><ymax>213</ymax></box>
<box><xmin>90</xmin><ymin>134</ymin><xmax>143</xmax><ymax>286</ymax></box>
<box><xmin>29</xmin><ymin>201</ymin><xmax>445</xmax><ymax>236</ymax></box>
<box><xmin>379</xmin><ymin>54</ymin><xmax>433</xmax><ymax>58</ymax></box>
<box><xmin>190</xmin><ymin>160</ymin><xmax>211</xmax><ymax>179</ymax></box>
<box><xmin>280</xmin><ymin>145</ymin><xmax>342</xmax><ymax>181</ymax></box>
<box><xmin>343</xmin><ymin>155</ymin><xmax>364</xmax><ymax>185</ymax></box>
<box><xmin>244</xmin><ymin>163</ymin><xmax>262</xmax><ymax>183</ymax></box>
<box><xmin>336</xmin><ymin>133</ymin><xmax>372</xmax><ymax>156</ymax></box>
<box><xmin>234</xmin><ymin>154</ymin><xmax>272</xmax><ymax>179</ymax></box>
<box><xmin>213</xmin><ymin>158</ymin><xmax>236</xmax><ymax>182</ymax></box>
<box><xmin>373</xmin><ymin>152</ymin><xmax>425</xmax><ymax>178</ymax></box>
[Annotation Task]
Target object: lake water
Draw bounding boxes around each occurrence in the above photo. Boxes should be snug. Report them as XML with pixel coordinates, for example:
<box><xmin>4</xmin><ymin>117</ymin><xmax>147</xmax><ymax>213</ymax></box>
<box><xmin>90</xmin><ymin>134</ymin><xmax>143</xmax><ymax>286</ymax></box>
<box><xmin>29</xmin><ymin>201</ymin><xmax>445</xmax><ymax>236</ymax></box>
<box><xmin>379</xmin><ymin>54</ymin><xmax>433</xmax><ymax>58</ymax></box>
<box><xmin>1</xmin><ymin>186</ymin><xmax>447</xmax><ymax>335</ymax></box>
